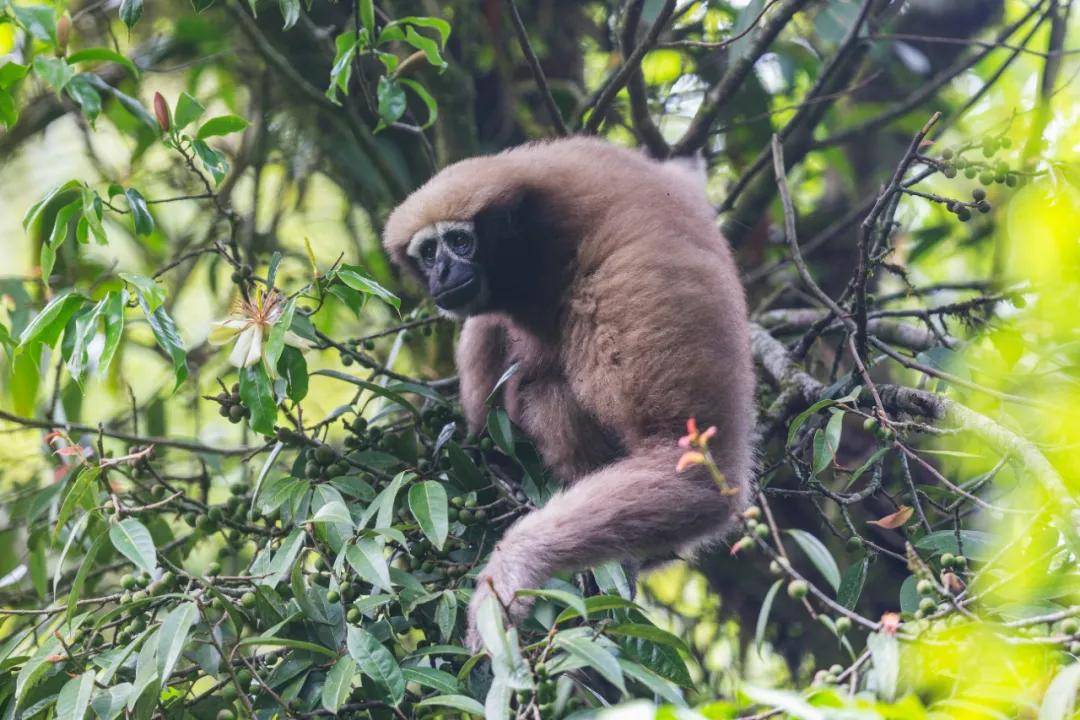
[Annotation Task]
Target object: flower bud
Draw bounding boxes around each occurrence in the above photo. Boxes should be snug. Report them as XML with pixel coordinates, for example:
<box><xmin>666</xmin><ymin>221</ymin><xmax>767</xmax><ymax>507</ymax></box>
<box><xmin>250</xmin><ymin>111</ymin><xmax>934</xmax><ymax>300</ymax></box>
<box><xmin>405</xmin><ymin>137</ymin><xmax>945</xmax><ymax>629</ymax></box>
<box><xmin>56</xmin><ymin>15</ymin><xmax>71</xmax><ymax>54</ymax></box>
<box><xmin>153</xmin><ymin>92</ymin><xmax>170</xmax><ymax>132</ymax></box>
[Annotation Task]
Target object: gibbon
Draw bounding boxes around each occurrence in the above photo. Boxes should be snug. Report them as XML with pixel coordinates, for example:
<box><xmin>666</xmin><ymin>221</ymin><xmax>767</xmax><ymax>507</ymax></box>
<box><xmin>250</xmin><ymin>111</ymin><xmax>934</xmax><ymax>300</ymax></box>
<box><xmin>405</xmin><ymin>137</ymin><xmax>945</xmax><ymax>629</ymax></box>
<box><xmin>383</xmin><ymin>137</ymin><xmax>755</xmax><ymax>649</ymax></box>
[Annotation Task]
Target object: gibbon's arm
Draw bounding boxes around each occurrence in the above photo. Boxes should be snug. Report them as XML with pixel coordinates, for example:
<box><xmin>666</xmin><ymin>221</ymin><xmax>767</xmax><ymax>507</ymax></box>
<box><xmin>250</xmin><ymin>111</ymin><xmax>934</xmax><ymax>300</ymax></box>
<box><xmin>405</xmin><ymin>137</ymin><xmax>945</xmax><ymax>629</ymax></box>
<box><xmin>465</xmin><ymin>442</ymin><xmax>743</xmax><ymax>650</ymax></box>
<box><xmin>455</xmin><ymin>316</ymin><xmax>509</xmax><ymax>434</ymax></box>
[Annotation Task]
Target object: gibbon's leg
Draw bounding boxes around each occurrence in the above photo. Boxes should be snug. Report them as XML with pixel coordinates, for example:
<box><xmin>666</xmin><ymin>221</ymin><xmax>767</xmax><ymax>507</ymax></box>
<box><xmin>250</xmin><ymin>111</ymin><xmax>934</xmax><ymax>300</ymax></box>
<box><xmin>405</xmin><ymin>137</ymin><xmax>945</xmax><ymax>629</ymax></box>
<box><xmin>455</xmin><ymin>316</ymin><xmax>509</xmax><ymax>433</ymax></box>
<box><xmin>465</xmin><ymin>443</ymin><xmax>743</xmax><ymax>650</ymax></box>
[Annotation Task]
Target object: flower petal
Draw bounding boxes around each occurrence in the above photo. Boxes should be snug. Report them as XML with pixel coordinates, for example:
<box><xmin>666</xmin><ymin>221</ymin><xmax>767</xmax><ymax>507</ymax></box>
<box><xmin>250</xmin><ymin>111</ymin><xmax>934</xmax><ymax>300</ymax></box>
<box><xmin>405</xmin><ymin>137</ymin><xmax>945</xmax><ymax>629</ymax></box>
<box><xmin>243</xmin><ymin>326</ymin><xmax>264</xmax><ymax>368</ymax></box>
<box><xmin>208</xmin><ymin>318</ymin><xmax>248</xmax><ymax>346</ymax></box>
<box><xmin>228</xmin><ymin>325</ymin><xmax>256</xmax><ymax>368</ymax></box>
<box><xmin>283</xmin><ymin>330</ymin><xmax>311</xmax><ymax>351</ymax></box>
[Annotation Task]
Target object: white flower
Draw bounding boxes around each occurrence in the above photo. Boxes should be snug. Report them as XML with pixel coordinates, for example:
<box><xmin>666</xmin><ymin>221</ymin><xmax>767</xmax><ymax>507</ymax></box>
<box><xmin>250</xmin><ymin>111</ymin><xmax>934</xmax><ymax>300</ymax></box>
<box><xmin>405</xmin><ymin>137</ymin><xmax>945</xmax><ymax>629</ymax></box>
<box><xmin>208</xmin><ymin>288</ymin><xmax>309</xmax><ymax>369</ymax></box>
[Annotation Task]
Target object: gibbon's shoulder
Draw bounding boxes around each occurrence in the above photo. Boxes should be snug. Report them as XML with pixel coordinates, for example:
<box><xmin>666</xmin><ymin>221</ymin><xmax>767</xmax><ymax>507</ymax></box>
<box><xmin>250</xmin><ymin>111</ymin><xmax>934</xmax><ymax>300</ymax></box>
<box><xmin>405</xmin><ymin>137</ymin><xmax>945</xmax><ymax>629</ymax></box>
<box><xmin>383</xmin><ymin>137</ymin><xmax>712</xmax><ymax>259</ymax></box>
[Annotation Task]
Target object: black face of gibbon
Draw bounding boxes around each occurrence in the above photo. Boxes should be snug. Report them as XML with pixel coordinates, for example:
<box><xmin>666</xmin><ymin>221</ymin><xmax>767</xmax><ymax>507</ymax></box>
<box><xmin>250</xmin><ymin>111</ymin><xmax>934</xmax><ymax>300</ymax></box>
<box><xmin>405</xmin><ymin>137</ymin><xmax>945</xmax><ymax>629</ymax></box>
<box><xmin>407</xmin><ymin>220</ymin><xmax>490</xmax><ymax>317</ymax></box>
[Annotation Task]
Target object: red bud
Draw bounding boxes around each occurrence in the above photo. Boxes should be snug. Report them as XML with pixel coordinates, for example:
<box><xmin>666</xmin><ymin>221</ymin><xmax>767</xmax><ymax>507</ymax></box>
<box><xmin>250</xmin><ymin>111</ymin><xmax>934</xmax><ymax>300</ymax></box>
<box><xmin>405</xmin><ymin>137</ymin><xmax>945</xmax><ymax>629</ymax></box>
<box><xmin>153</xmin><ymin>92</ymin><xmax>170</xmax><ymax>132</ymax></box>
<box><xmin>56</xmin><ymin>15</ymin><xmax>71</xmax><ymax>53</ymax></box>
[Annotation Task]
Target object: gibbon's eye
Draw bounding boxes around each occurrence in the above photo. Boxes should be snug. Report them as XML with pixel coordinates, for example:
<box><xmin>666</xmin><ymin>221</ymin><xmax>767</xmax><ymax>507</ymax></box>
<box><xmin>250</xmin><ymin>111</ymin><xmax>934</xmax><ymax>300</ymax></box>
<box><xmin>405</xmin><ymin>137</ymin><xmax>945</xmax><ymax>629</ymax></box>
<box><xmin>418</xmin><ymin>239</ymin><xmax>438</xmax><ymax>268</ymax></box>
<box><xmin>444</xmin><ymin>229</ymin><xmax>475</xmax><ymax>257</ymax></box>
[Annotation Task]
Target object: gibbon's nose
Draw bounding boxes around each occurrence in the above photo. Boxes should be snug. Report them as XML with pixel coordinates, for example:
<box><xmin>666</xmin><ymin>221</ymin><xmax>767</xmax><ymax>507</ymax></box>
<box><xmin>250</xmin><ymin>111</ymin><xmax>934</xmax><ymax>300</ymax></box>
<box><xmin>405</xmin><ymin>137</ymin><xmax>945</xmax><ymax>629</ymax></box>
<box><xmin>431</xmin><ymin>256</ymin><xmax>481</xmax><ymax>309</ymax></box>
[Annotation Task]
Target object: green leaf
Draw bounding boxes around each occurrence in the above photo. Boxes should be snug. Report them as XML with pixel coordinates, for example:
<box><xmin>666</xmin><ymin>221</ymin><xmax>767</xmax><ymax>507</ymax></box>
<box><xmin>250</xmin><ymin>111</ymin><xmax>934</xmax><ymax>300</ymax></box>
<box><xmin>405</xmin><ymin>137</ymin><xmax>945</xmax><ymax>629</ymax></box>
<box><xmin>755</xmin><ymin>579</ymin><xmax>783</xmax><ymax>650</ymax></box>
<box><xmin>196</xmin><ymin>114</ymin><xmax>249</xmax><ymax>139</ymax></box>
<box><xmin>555</xmin><ymin>634</ymin><xmax>625</xmax><ymax>693</ymax></box>
<box><xmin>263</xmin><ymin>296</ymin><xmax>296</xmax><ymax>375</ymax></box>
<box><xmin>345</xmin><ymin>539</ymin><xmax>392</xmax><ymax>592</ymax></box>
<box><xmin>119</xmin><ymin>0</ymin><xmax>143</xmax><ymax>29</ymax></box>
<box><xmin>592</xmin><ymin>561</ymin><xmax>633</xmax><ymax>600</ymax></box>
<box><xmin>837</xmin><ymin>557</ymin><xmax>869</xmax><ymax>610</ymax></box>
<box><xmin>40</xmin><ymin>199</ymin><xmax>80</xmax><ymax>281</ymax></box>
<box><xmin>811</xmin><ymin>410</ymin><xmax>844</xmax><ymax>476</ymax></box>
<box><xmin>239</xmin><ymin>362</ymin><xmax>277</xmax><ymax>435</ymax></box>
<box><xmin>786</xmin><ymin>528</ymin><xmax>841</xmax><ymax>591</ymax></box>
<box><xmin>619</xmin><ymin>659</ymin><xmax>686</xmax><ymax>706</ymax></box>
<box><xmin>18</xmin><ymin>291</ymin><xmax>85</xmax><ymax>348</ymax></box>
<box><xmin>98</xmin><ymin>290</ymin><xmax>124</xmax><ymax>376</ymax></box>
<box><xmin>402</xmin><ymin>26</ymin><xmax>446</xmax><ymax>70</ymax></box>
<box><xmin>0</xmin><ymin>62</ymin><xmax>29</xmax><ymax>89</ymax></box>
<box><xmin>66</xmin><ymin>48</ymin><xmax>140</xmax><ymax>79</ymax></box>
<box><xmin>15</xmin><ymin>634</ymin><xmax>61</xmax><ymax>704</ymax></box>
<box><xmin>867</xmin><ymin>631</ymin><xmax>899</xmax><ymax>701</ymax></box>
<box><xmin>376</xmin><ymin>76</ymin><xmax>406</xmax><ymax>127</ymax></box>
<box><xmin>236</xmin><ymin>635</ymin><xmax>335</xmax><ymax>655</ymax></box>
<box><xmin>54</xmin><ymin>466</ymin><xmax>100</xmax><ymax>542</ymax></box>
<box><xmin>326</xmin><ymin>32</ymin><xmax>358</xmax><ymax>104</ymax></box>
<box><xmin>385</xmin><ymin>17</ymin><xmax>451</xmax><ymax>47</ymax></box>
<box><xmin>173</xmin><ymin>91</ymin><xmax>204</xmax><ymax>130</ymax></box>
<box><xmin>261</xmin><ymin>527</ymin><xmax>306</xmax><ymax>586</ymax></box>
<box><xmin>486</xmin><ymin>408</ymin><xmax>515</xmax><ymax>455</ymax></box>
<box><xmin>402</xmin><ymin>666</ymin><xmax>462</xmax><ymax>695</ymax></box>
<box><xmin>606</xmin><ymin>622</ymin><xmax>690</xmax><ymax>655</ymax></box>
<box><xmin>435</xmin><ymin>590</ymin><xmax>457</xmax><ymax>641</ymax></box>
<box><xmin>279</xmin><ymin>0</ymin><xmax>300</xmax><ymax>29</ymax></box>
<box><xmin>137</xmin><ymin>293</ymin><xmax>188</xmax><ymax>390</ymax></box>
<box><xmin>408</xmin><ymin>481</ymin><xmax>448</xmax><ymax>551</ymax></box>
<box><xmin>23</xmin><ymin>179</ymin><xmax>82</xmax><ymax>232</ymax></box>
<box><xmin>55</xmin><ymin>670</ymin><xmax>95</xmax><ymax>720</ymax></box>
<box><xmin>321</xmin><ymin>656</ymin><xmax>356</xmax><ymax>714</ymax></box>
<box><xmin>66</xmin><ymin>294</ymin><xmax>109</xmax><ymax>385</ymax></box>
<box><xmin>399</xmin><ymin>78</ymin><xmax>438</xmax><ymax>128</ymax></box>
<box><xmin>12</xmin><ymin>5</ymin><xmax>56</xmax><ymax>43</ymax></box>
<box><xmin>119</xmin><ymin>273</ymin><xmax>165</xmax><ymax>312</ymax></box>
<box><xmin>191</xmin><ymin>138</ymin><xmax>228</xmax><ymax>184</ymax></box>
<box><xmin>516</xmin><ymin>588</ymin><xmax>587</xmax><ymax>621</ymax></box>
<box><xmin>359</xmin><ymin>0</ymin><xmax>375</xmax><ymax>33</ymax></box>
<box><xmin>278</xmin><ymin>345</ymin><xmax>308</xmax><ymax>402</ymax></box>
<box><xmin>347</xmin><ymin>625</ymin><xmax>405</xmax><ymax>706</ymax></box>
<box><xmin>337</xmin><ymin>265</ymin><xmax>401</xmax><ymax>311</ymax></box>
<box><xmin>123</xmin><ymin>188</ymin><xmax>153</xmax><ymax>235</ymax></box>
<box><xmin>311</xmin><ymin>499</ymin><xmax>353</xmax><ymax>526</ymax></box>
<box><xmin>33</xmin><ymin>56</ymin><xmax>73</xmax><ymax>94</ymax></box>
<box><xmin>65</xmin><ymin>75</ymin><xmax>102</xmax><ymax>125</ymax></box>
<box><xmin>67</xmin><ymin>529</ymin><xmax>107</xmax><ymax>621</ymax></box>
<box><xmin>157</xmin><ymin>602</ymin><xmax>197</xmax><ymax>684</ymax></box>
<box><xmin>417</xmin><ymin>695</ymin><xmax>484</xmax><ymax>716</ymax></box>
<box><xmin>914</xmin><ymin>530</ymin><xmax>995</xmax><ymax>562</ymax></box>
<box><xmin>109</xmin><ymin>517</ymin><xmax>156</xmax><ymax>574</ymax></box>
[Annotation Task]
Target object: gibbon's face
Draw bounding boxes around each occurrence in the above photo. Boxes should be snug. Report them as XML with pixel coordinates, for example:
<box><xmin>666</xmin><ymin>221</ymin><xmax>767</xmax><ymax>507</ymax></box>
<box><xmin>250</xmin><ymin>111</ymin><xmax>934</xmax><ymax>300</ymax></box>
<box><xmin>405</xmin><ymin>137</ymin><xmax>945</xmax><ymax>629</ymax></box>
<box><xmin>406</xmin><ymin>220</ymin><xmax>490</xmax><ymax>319</ymax></box>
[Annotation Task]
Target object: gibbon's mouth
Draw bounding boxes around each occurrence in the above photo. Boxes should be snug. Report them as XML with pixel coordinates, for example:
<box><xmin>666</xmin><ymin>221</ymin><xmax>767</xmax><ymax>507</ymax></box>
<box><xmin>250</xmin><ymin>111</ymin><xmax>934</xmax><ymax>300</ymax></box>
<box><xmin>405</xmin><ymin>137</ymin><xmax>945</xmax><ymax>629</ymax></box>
<box><xmin>434</xmin><ymin>276</ymin><xmax>481</xmax><ymax>310</ymax></box>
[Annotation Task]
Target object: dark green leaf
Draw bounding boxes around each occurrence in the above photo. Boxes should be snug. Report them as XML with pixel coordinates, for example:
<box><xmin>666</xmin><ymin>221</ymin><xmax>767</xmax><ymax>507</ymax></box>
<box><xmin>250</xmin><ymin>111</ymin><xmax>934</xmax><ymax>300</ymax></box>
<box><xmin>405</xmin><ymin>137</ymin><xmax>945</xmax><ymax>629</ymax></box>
<box><xmin>66</xmin><ymin>48</ymin><xmax>140</xmax><ymax>79</ymax></box>
<box><xmin>376</xmin><ymin>76</ymin><xmax>406</xmax><ymax>127</ymax></box>
<box><xmin>347</xmin><ymin>626</ymin><xmax>405</xmax><ymax>706</ymax></box>
<box><xmin>408</xmin><ymin>480</ymin><xmax>448</xmax><ymax>550</ymax></box>
<box><xmin>173</xmin><ymin>91</ymin><xmax>204</xmax><ymax>130</ymax></box>
<box><xmin>196</xmin><ymin>114</ymin><xmax>249</xmax><ymax>139</ymax></box>
<box><xmin>123</xmin><ymin>188</ymin><xmax>153</xmax><ymax>235</ymax></box>
<box><xmin>279</xmin><ymin>0</ymin><xmax>300</xmax><ymax>29</ymax></box>
<box><xmin>136</xmin><ymin>293</ymin><xmax>188</xmax><ymax>390</ymax></box>
<box><xmin>109</xmin><ymin>518</ymin><xmax>156</xmax><ymax>574</ymax></box>
<box><xmin>239</xmin><ymin>362</ymin><xmax>277</xmax><ymax>435</ymax></box>
<box><xmin>837</xmin><ymin>558</ymin><xmax>869</xmax><ymax>610</ymax></box>
<box><xmin>32</xmin><ymin>56</ymin><xmax>74</xmax><ymax>94</ymax></box>
<box><xmin>321</xmin><ymin>656</ymin><xmax>356</xmax><ymax>713</ymax></box>
<box><xmin>786</xmin><ymin>529</ymin><xmax>841</xmax><ymax>591</ymax></box>
<box><xmin>119</xmin><ymin>0</ymin><xmax>143</xmax><ymax>29</ymax></box>
<box><xmin>12</xmin><ymin>5</ymin><xmax>56</xmax><ymax>43</ymax></box>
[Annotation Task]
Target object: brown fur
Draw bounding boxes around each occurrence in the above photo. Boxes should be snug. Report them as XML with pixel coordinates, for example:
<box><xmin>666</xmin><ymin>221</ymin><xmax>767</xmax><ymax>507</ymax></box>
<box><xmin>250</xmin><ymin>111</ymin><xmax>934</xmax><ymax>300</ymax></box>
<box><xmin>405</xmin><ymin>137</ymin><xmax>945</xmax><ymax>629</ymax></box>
<box><xmin>384</xmin><ymin>137</ymin><xmax>756</xmax><ymax>649</ymax></box>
